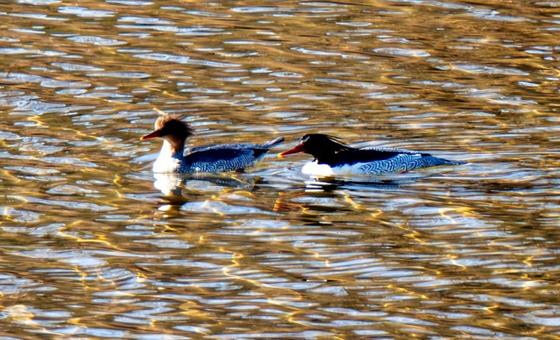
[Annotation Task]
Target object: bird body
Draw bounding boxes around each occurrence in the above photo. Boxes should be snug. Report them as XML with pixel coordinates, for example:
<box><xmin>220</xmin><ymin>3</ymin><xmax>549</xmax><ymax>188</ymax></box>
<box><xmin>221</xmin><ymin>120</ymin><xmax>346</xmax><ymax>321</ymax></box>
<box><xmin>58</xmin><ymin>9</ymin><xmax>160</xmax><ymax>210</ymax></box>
<box><xmin>142</xmin><ymin>115</ymin><xmax>283</xmax><ymax>174</ymax></box>
<box><xmin>279</xmin><ymin>134</ymin><xmax>464</xmax><ymax>177</ymax></box>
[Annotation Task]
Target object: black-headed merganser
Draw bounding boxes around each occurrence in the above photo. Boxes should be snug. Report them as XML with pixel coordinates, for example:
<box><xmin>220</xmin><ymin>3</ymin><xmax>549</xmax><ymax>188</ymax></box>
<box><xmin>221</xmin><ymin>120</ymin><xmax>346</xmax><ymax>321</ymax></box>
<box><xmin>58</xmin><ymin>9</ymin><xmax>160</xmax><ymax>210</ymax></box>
<box><xmin>279</xmin><ymin>134</ymin><xmax>465</xmax><ymax>177</ymax></box>
<box><xmin>141</xmin><ymin>115</ymin><xmax>284</xmax><ymax>173</ymax></box>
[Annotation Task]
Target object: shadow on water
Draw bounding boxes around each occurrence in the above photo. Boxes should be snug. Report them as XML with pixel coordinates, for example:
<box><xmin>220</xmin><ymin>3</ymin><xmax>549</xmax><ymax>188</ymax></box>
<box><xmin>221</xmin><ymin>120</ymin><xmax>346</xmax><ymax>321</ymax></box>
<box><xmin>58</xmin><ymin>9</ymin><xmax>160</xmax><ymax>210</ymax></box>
<box><xmin>151</xmin><ymin>170</ymin><xmax>413</xmax><ymax>214</ymax></box>
<box><xmin>156</xmin><ymin>170</ymin><xmax>417</xmax><ymax>196</ymax></box>
<box><xmin>300</xmin><ymin>173</ymin><xmax>433</xmax><ymax>191</ymax></box>
<box><xmin>151</xmin><ymin>162</ymin><xmax>473</xmax><ymax>206</ymax></box>
<box><xmin>153</xmin><ymin>172</ymin><xmax>256</xmax><ymax>199</ymax></box>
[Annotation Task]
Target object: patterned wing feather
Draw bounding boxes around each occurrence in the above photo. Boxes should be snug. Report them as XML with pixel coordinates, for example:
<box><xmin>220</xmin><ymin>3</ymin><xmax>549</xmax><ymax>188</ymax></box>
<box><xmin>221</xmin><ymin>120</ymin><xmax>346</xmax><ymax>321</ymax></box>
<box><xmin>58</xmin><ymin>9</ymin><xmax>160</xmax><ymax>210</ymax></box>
<box><xmin>326</xmin><ymin>148</ymin><xmax>424</xmax><ymax>167</ymax></box>
<box><xmin>181</xmin><ymin>148</ymin><xmax>259</xmax><ymax>173</ymax></box>
<box><xmin>357</xmin><ymin>153</ymin><xmax>464</xmax><ymax>175</ymax></box>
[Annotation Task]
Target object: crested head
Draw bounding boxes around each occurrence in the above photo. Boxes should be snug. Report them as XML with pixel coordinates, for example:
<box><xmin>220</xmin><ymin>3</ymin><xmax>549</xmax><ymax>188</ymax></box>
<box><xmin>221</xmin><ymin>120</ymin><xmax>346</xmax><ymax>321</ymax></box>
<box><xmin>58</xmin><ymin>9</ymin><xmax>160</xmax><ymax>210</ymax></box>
<box><xmin>141</xmin><ymin>115</ymin><xmax>193</xmax><ymax>156</ymax></box>
<box><xmin>299</xmin><ymin>134</ymin><xmax>351</xmax><ymax>154</ymax></box>
<box><xmin>141</xmin><ymin>115</ymin><xmax>193</xmax><ymax>141</ymax></box>
<box><xmin>154</xmin><ymin>115</ymin><xmax>193</xmax><ymax>138</ymax></box>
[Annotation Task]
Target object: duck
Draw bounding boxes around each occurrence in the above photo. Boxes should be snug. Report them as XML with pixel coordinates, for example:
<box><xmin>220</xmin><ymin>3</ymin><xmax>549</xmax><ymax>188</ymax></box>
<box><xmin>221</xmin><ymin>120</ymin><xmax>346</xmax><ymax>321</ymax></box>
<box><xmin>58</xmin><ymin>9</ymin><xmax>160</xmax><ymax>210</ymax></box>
<box><xmin>278</xmin><ymin>134</ymin><xmax>465</xmax><ymax>177</ymax></box>
<box><xmin>141</xmin><ymin>115</ymin><xmax>284</xmax><ymax>174</ymax></box>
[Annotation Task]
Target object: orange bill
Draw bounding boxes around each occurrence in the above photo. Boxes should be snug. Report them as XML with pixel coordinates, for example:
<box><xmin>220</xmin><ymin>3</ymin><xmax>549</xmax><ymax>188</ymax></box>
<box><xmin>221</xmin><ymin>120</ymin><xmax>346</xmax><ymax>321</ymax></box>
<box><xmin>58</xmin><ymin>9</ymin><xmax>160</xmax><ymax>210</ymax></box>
<box><xmin>140</xmin><ymin>129</ymin><xmax>163</xmax><ymax>140</ymax></box>
<box><xmin>278</xmin><ymin>143</ymin><xmax>304</xmax><ymax>158</ymax></box>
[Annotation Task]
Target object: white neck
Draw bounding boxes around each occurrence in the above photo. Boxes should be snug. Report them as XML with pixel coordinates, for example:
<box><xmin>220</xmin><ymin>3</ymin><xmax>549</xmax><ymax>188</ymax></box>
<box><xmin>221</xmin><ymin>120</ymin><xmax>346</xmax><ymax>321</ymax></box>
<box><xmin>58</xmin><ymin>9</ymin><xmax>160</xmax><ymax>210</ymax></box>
<box><xmin>153</xmin><ymin>139</ymin><xmax>183</xmax><ymax>173</ymax></box>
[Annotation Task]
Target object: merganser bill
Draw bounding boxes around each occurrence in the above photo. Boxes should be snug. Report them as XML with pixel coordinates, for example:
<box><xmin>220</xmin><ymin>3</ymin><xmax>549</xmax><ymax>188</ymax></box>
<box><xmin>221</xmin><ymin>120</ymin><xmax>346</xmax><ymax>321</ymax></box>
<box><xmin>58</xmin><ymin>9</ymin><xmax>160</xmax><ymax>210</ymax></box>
<box><xmin>279</xmin><ymin>134</ymin><xmax>465</xmax><ymax>177</ymax></box>
<box><xmin>141</xmin><ymin>115</ymin><xmax>284</xmax><ymax>174</ymax></box>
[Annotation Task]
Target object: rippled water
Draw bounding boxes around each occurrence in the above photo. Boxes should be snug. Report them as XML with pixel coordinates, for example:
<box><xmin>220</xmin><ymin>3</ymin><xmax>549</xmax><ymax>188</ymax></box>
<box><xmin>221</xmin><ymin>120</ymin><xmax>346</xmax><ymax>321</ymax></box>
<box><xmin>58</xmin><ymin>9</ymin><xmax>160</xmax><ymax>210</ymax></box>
<box><xmin>1</xmin><ymin>0</ymin><xmax>559</xmax><ymax>337</ymax></box>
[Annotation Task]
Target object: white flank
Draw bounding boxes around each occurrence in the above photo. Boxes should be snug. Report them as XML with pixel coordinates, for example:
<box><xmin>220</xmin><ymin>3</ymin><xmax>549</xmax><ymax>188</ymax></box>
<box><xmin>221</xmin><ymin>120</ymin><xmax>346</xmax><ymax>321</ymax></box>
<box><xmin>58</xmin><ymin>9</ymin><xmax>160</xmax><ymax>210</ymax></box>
<box><xmin>301</xmin><ymin>161</ymin><xmax>365</xmax><ymax>177</ymax></box>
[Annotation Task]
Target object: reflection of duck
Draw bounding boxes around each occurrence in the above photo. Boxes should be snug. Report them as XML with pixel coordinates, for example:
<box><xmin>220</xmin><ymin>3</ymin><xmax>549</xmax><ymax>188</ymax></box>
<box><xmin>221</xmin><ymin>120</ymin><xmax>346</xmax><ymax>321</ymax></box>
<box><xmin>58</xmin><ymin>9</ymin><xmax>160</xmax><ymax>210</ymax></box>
<box><xmin>141</xmin><ymin>115</ymin><xmax>284</xmax><ymax>174</ymax></box>
<box><xmin>153</xmin><ymin>172</ymin><xmax>254</xmax><ymax>197</ymax></box>
<box><xmin>279</xmin><ymin>134</ymin><xmax>465</xmax><ymax>177</ymax></box>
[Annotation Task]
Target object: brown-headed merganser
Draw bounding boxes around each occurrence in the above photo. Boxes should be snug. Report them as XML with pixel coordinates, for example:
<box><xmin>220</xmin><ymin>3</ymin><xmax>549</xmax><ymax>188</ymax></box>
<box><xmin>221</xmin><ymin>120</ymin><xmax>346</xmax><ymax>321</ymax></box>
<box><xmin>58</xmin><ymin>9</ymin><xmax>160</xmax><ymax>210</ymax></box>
<box><xmin>141</xmin><ymin>115</ymin><xmax>284</xmax><ymax>173</ymax></box>
<box><xmin>279</xmin><ymin>134</ymin><xmax>465</xmax><ymax>177</ymax></box>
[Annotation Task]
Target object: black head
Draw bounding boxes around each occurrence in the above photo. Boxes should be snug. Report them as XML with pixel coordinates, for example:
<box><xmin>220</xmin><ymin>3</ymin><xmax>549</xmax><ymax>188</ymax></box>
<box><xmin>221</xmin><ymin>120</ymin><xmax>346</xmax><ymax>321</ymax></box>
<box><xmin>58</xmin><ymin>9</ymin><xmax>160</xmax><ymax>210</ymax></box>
<box><xmin>279</xmin><ymin>134</ymin><xmax>350</xmax><ymax>159</ymax></box>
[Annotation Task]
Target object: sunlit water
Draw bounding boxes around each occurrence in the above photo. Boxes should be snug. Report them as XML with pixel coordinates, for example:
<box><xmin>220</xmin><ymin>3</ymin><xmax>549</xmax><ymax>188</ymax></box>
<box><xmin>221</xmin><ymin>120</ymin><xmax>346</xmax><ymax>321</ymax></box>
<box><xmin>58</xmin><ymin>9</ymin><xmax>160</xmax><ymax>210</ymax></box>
<box><xmin>1</xmin><ymin>0</ymin><xmax>559</xmax><ymax>338</ymax></box>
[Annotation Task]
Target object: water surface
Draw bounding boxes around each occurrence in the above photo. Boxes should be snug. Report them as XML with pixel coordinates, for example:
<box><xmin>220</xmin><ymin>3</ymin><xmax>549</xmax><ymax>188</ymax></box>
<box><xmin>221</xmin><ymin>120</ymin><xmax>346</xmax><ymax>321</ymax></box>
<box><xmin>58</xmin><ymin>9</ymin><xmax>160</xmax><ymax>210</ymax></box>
<box><xmin>1</xmin><ymin>0</ymin><xmax>559</xmax><ymax>338</ymax></box>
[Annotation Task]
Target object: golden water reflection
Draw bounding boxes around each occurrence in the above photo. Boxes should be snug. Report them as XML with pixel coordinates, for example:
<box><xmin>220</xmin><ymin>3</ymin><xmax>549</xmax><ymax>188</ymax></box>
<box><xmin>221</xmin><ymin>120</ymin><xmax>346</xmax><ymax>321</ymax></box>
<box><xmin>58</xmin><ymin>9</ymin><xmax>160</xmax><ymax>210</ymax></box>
<box><xmin>0</xmin><ymin>0</ymin><xmax>559</xmax><ymax>337</ymax></box>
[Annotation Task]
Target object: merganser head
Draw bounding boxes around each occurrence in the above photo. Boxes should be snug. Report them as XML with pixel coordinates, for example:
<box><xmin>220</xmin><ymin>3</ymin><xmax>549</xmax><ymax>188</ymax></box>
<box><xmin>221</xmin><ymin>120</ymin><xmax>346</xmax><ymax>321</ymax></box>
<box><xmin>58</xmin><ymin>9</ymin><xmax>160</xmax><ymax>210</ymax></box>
<box><xmin>141</xmin><ymin>115</ymin><xmax>193</xmax><ymax>152</ymax></box>
<box><xmin>279</xmin><ymin>134</ymin><xmax>351</xmax><ymax>159</ymax></box>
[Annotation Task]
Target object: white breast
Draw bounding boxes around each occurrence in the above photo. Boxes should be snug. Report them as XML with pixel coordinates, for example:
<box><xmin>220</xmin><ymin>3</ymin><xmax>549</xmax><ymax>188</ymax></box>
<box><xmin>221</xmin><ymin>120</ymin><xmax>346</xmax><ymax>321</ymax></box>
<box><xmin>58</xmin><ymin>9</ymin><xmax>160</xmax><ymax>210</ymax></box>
<box><xmin>153</xmin><ymin>140</ymin><xmax>181</xmax><ymax>173</ymax></box>
<box><xmin>301</xmin><ymin>161</ymin><xmax>334</xmax><ymax>177</ymax></box>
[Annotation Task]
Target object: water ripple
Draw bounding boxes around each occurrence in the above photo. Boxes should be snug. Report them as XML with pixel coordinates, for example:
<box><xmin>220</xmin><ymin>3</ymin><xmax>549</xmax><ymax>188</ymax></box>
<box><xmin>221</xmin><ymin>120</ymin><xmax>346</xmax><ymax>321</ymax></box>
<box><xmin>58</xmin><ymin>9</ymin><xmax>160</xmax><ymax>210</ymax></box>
<box><xmin>58</xmin><ymin>6</ymin><xmax>114</xmax><ymax>18</ymax></box>
<box><xmin>67</xmin><ymin>35</ymin><xmax>126</xmax><ymax>46</ymax></box>
<box><xmin>373</xmin><ymin>47</ymin><xmax>430</xmax><ymax>57</ymax></box>
<box><xmin>133</xmin><ymin>52</ymin><xmax>240</xmax><ymax>68</ymax></box>
<box><xmin>0</xmin><ymin>0</ymin><xmax>559</xmax><ymax>338</ymax></box>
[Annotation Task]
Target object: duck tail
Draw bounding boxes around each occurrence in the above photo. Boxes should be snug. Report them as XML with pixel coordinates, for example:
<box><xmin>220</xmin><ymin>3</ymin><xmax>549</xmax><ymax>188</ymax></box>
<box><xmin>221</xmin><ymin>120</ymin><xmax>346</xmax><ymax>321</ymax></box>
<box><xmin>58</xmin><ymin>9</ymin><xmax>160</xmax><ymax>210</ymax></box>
<box><xmin>263</xmin><ymin>136</ymin><xmax>285</xmax><ymax>148</ymax></box>
<box><xmin>425</xmin><ymin>156</ymin><xmax>467</xmax><ymax>166</ymax></box>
